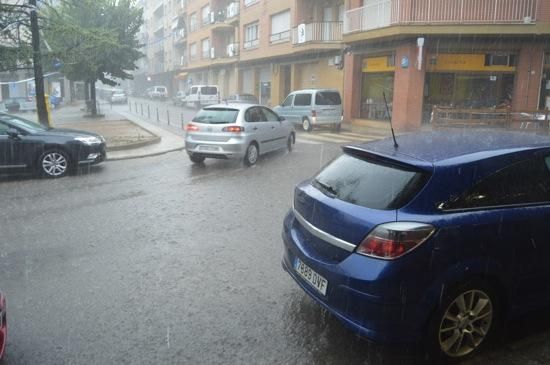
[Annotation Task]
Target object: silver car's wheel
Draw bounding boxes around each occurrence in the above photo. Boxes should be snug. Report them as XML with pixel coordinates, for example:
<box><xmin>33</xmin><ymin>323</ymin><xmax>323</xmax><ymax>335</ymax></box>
<box><xmin>40</xmin><ymin>150</ymin><xmax>69</xmax><ymax>177</ymax></box>
<box><xmin>436</xmin><ymin>288</ymin><xmax>494</xmax><ymax>359</ymax></box>
<box><xmin>244</xmin><ymin>143</ymin><xmax>258</xmax><ymax>166</ymax></box>
<box><xmin>302</xmin><ymin>118</ymin><xmax>312</xmax><ymax>132</ymax></box>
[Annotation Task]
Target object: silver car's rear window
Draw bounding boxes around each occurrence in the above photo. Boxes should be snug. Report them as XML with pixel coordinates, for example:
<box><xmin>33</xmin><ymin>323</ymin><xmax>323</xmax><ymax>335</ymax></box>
<box><xmin>193</xmin><ymin>108</ymin><xmax>239</xmax><ymax>124</ymax></box>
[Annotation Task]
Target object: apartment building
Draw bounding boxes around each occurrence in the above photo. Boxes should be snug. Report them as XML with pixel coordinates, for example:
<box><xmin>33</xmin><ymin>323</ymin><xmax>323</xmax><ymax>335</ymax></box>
<box><xmin>342</xmin><ymin>0</ymin><xmax>550</xmax><ymax>130</ymax></box>
<box><xmin>136</xmin><ymin>0</ymin><xmax>346</xmax><ymax>106</ymax></box>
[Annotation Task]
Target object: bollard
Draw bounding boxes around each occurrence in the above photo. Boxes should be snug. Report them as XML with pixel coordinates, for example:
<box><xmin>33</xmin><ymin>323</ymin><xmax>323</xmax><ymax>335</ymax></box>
<box><xmin>156</xmin><ymin>107</ymin><xmax>159</xmax><ymax>122</ymax></box>
<box><xmin>148</xmin><ymin>104</ymin><xmax>150</xmax><ymax>119</ymax></box>
<box><xmin>181</xmin><ymin>113</ymin><xmax>184</xmax><ymax>130</ymax></box>
<box><xmin>167</xmin><ymin>110</ymin><xmax>170</xmax><ymax>125</ymax></box>
<box><xmin>140</xmin><ymin>103</ymin><xmax>143</xmax><ymax>116</ymax></box>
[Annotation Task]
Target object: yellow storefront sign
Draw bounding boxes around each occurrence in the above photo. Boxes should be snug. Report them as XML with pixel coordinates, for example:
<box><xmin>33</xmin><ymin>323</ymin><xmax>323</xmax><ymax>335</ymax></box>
<box><xmin>427</xmin><ymin>54</ymin><xmax>515</xmax><ymax>72</ymax></box>
<box><xmin>362</xmin><ymin>56</ymin><xmax>395</xmax><ymax>73</ymax></box>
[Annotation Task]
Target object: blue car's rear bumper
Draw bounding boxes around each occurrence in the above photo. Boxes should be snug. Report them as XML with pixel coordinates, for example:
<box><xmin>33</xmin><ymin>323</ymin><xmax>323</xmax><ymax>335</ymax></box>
<box><xmin>281</xmin><ymin>210</ymin><xmax>430</xmax><ymax>344</ymax></box>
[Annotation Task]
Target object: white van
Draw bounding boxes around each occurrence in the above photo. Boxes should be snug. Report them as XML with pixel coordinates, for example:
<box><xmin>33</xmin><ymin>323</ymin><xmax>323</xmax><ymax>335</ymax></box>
<box><xmin>184</xmin><ymin>85</ymin><xmax>220</xmax><ymax>108</ymax></box>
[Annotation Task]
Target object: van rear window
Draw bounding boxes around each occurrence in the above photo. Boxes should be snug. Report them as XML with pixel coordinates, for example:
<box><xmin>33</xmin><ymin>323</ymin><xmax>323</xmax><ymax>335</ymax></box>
<box><xmin>315</xmin><ymin>92</ymin><xmax>341</xmax><ymax>105</ymax></box>
<box><xmin>201</xmin><ymin>87</ymin><xmax>218</xmax><ymax>95</ymax></box>
<box><xmin>312</xmin><ymin>153</ymin><xmax>429</xmax><ymax>210</ymax></box>
<box><xmin>192</xmin><ymin>108</ymin><xmax>238</xmax><ymax>124</ymax></box>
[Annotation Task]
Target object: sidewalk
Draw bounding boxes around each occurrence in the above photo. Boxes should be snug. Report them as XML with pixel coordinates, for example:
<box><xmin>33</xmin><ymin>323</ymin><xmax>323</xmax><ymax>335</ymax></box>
<box><xmin>42</xmin><ymin>102</ymin><xmax>186</xmax><ymax>161</ymax></box>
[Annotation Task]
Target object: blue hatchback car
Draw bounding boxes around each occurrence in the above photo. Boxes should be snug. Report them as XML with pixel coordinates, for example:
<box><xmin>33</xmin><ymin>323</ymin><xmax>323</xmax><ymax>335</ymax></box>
<box><xmin>282</xmin><ymin>130</ymin><xmax>550</xmax><ymax>361</ymax></box>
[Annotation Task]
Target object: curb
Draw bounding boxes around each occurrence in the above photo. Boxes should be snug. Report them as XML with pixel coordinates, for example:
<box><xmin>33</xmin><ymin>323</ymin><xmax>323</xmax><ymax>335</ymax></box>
<box><xmin>106</xmin><ymin>135</ymin><xmax>161</xmax><ymax>152</ymax></box>
<box><xmin>106</xmin><ymin>146</ymin><xmax>186</xmax><ymax>161</ymax></box>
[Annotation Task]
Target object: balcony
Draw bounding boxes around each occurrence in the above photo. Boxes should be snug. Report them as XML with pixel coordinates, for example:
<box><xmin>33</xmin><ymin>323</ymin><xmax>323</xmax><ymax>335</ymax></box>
<box><xmin>344</xmin><ymin>0</ymin><xmax>539</xmax><ymax>34</ymax></box>
<box><xmin>226</xmin><ymin>2</ymin><xmax>239</xmax><ymax>20</ymax></box>
<box><xmin>173</xmin><ymin>28</ymin><xmax>186</xmax><ymax>45</ymax></box>
<box><xmin>292</xmin><ymin>22</ymin><xmax>343</xmax><ymax>44</ymax></box>
<box><xmin>270</xmin><ymin>30</ymin><xmax>291</xmax><ymax>44</ymax></box>
<box><xmin>243</xmin><ymin>38</ymin><xmax>259</xmax><ymax>50</ymax></box>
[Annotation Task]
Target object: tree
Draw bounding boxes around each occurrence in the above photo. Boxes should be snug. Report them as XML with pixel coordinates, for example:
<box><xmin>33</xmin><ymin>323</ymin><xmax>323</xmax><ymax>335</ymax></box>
<box><xmin>44</xmin><ymin>0</ymin><xmax>143</xmax><ymax>116</ymax></box>
<box><xmin>0</xmin><ymin>1</ymin><xmax>33</xmax><ymax>72</ymax></box>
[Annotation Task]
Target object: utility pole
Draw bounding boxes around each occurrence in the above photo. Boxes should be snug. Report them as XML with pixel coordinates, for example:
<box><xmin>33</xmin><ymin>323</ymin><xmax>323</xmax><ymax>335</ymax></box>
<box><xmin>29</xmin><ymin>0</ymin><xmax>49</xmax><ymax>126</ymax></box>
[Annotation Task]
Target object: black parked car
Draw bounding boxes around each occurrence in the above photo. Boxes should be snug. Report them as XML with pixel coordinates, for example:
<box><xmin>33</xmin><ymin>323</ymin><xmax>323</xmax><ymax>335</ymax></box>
<box><xmin>0</xmin><ymin>113</ymin><xmax>106</xmax><ymax>178</ymax></box>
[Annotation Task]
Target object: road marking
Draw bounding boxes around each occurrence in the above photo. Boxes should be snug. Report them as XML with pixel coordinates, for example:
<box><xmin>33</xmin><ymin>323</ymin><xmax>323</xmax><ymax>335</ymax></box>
<box><xmin>297</xmin><ymin>133</ymin><xmax>381</xmax><ymax>144</ymax></box>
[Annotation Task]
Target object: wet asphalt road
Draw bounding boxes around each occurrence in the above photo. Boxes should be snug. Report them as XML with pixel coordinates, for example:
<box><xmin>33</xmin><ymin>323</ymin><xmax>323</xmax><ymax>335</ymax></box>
<box><xmin>2</xmin><ymin>140</ymin><xmax>550</xmax><ymax>364</ymax></box>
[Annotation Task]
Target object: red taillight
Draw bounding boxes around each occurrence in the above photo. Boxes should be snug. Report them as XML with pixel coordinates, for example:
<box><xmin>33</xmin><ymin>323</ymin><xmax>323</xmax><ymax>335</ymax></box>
<box><xmin>356</xmin><ymin>222</ymin><xmax>435</xmax><ymax>259</ymax></box>
<box><xmin>186</xmin><ymin>123</ymin><xmax>199</xmax><ymax>131</ymax></box>
<box><xmin>222</xmin><ymin>125</ymin><xmax>245</xmax><ymax>133</ymax></box>
<box><xmin>311</xmin><ymin>110</ymin><xmax>317</xmax><ymax>117</ymax></box>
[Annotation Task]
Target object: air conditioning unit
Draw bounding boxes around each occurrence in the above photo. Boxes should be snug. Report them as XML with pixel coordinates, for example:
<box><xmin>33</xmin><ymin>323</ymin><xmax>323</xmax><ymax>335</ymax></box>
<box><xmin>210</xmin><ymin>47</ymin><xmax>215</xmax><ymax>59</ymax></box>
<box><xmin>227</xmin><ymin>43</ymin><xmax>235</xmax><ymax>57</ymax></box>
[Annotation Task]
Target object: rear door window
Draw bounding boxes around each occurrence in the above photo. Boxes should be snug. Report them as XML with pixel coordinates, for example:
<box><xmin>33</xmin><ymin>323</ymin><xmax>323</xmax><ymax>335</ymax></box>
<box><xmin>444</xmin><ymin>157</ymin><xmax>550</xmax><ymax>209</ymax></box>
<box><xmin>192</xmin><ymin>108</ymin><xmax>239</xmax><ymax>124</ymax></box>
<box><xmin>315</xmin><ymin>91</ymin><xmax>341</xmax><ymax>105</ymax></box>
<box><xmin>313</xmin><ymin>153</ymin><xmax>429</xmax><ymax>210</ymax></box>
<box><xmin>200</xmin><ymin>86</ymin><xmax>218</xmax><ymax>95</ymax></box>
<box><xmin>293</xmin><ymin>93</ymin><xmax>312</xmax><ymax>106</ymax></box>
<box><xmin>245</xmin><ymin>107</ymin><xmax>265</xmax><ymax>122</ymax></box>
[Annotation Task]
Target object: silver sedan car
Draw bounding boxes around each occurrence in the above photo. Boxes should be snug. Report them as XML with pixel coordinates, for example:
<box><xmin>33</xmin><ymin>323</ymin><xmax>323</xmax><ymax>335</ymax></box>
<box><xmin>185</xmin><ymin>103</ymin><xmax>296</xmax><ymax>166</ymax></box>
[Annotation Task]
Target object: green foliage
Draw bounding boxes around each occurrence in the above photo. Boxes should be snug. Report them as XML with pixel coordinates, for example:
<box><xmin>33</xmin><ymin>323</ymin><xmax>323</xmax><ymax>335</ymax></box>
<box><xmin>0</xmin><ymin>2</ymin><xmax>33</xmax><ymax>72</ymax></box>
<box><xmin>44</xmin><ymin>0</ymin><xmax>144</xmax><ymax>86</ymax></box>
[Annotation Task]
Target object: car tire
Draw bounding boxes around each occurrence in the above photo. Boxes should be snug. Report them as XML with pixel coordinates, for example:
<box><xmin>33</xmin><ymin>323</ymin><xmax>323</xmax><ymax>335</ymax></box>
<box><xmin>427</xmin><ymin>281</ymin><xmax>499</xmax><ymax>362</ymax></box>
<box><xmin>302</xmin><ymin>118</ymin><xmax>312</xmax><ymax>132</ymax></box>
<box><xmin>244</xmin><ymin>142</ymin><xmax>259</xmax><ymax>166</ymax></box>
<box><xmin>38</xmin><ymin>149</ymin><xmax>71</xmax><ymax>178</ymax></box>
<box><xmin>189</xmin><ymin>154</ymin><xmax>206</xmax><ymax>164</ymax></box>
<box><xmin>287</xmin><ymin>133</ymin><xmax>295</xmax><ymax>152</ymax></box>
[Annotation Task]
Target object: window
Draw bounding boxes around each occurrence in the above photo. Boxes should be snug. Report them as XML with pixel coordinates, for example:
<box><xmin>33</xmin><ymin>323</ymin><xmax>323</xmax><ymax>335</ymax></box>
<box><xmin>244</xmin><ymin>0</ymin><xmax>259</xmax><ymax>7</ymax></box>
<box><xmin>189</xmin><ymin>42</ymin><xmax>197</xmax><ymax>60</ymax></box>
<box><xmin>443</xmin><ymin>158</ymin><xmax>550</xmax><ymax>210</ymax></box>
<box><xmin>312</xmin><ymin>152</ymin><xmax>429</xmax><ymax>210</ymax></box>
<box><xmin>192</xmin><ymin>108</ymin><xmax>239</xmax><ymax>124</ymax></box>
<box><xmin>245</xmin><ymin>107</ymin><xmax>265</xmax><ymax>122</ymax></box>
<box><xmin>201</xmin><ymin>38</ymin><xmax>210</xmax><ymax>58</ymax></box>
<box><xmin>282</xmin><ymin>95</ymin><xmax>293</xmax><ymax>107</ymax></box>
<box><xmin>189</xmin><ymin>13</ymin><xmax>198</xmax><ymax>32</ymax></box>
<box><xmin>293</xmin><ymin>93</ymin><xmax>312</xmax><ymax>106</ymax></box>
<box><xmin>315</xmin><ymin>91</ymin><xmax>341</xmax><ymax>105</ymax></box>
<box><xmin>270</xmin><ymin>10</ymin><xmax>290</xmax><ymax>43</ymax></box>
<box><xmin>260</xmin><ymin>107</ymin><xmax>279</xmax><ymax>122</ymax></box>
<box><xmin>200</xmin><ymin>86</ymin><xmax>217</xmax><ymax>95</ymax></box>
<box><xmin>0</xmin><ymin>121</ymin><xmax>9</xmax><ymax>135</ymax></box>
<box><xmin>201</xmin><ymin>5</ymin><xmax>211</xmax><ymax>25</ymax></box>
<box><xmin>244</xmin><ymin>22</ymin><xmax>259</xmax><ymax>49</ymax></box>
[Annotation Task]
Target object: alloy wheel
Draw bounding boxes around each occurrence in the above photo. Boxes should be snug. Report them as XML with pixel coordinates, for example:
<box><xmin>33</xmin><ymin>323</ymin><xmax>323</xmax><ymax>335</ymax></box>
<box><xmin>42</xmin><ymin>152</ymin><xmax>68</xmax><ymax>177</ymax></box>
<box><xmin>438</xmin><ymin>289</ymin><xmax>493</xmax><ymax>358</ymax></box>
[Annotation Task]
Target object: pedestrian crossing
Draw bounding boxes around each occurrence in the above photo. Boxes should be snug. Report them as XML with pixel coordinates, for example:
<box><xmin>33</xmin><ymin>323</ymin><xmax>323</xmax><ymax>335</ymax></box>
<box><xmin>295</xmin><ymin>131</ymin><xmax>388</xmax><ymax>145</ymax></box>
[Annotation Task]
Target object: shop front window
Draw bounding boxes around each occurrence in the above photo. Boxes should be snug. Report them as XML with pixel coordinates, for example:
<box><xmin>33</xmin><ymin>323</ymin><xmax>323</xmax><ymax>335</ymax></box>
<box><xmin>423</xmin><ymin>73</ymin><xmax>515</xmax><ymax>122</ymax></box>
<box><xmin>360</xmin><ymin>73</ymin><xmax>394</xmax><ymax>121</ymax></box>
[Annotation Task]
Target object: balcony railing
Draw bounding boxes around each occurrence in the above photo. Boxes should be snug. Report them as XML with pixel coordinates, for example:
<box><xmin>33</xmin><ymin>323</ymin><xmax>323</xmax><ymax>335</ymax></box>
<box><xmin>344</xmin><ymin>0</ymin><xmax>539</xmax><ymax>34</ymax></box>
<box><xmin>292</xmin><ymin>22</ymin><xmax>343</xmax><ymax>44</ymax></box>
<box><xmin>243</xmin><ymin>38</ymin><xmax>259</xmax><ymax>49</ymax></box>
<box><xmin>173</xmin><ymin>28</ymin><xmax>186</xmax><ymax>43</ymax></box>
<box><xmin>270</xmin><ymin>30</ymin><xmax>291</xmax><ymax>43</ymax></box>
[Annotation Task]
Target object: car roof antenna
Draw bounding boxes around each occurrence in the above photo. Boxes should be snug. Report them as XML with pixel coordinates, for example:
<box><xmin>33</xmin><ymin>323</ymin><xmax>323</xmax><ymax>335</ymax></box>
<box><xmin>383</xmin><ymin>91</ymin><xmax>398</xmax><ymax>149</ymax></box>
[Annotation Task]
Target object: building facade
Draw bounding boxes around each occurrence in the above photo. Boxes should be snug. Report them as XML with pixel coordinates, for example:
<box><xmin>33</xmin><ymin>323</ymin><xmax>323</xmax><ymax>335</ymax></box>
<box><xmin>136</xmin><ymin>0</ymin><xmax>346</xmax><ymax>107</ymax></box>
<box><xmin>342</xmin><ymin>0</ymin><xmax>550</xmax><ymax>130</ymax></box>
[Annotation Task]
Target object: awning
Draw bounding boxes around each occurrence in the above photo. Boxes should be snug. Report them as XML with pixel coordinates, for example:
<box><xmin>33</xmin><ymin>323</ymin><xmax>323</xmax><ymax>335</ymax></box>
<box><xmin>175</xmin><ymin>72</ymin><xmax>188</xmax><ymax>80</ymax></box>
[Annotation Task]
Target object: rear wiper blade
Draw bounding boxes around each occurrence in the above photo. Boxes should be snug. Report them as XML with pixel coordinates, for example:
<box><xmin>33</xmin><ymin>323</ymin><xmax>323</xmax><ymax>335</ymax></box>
<box><xmin>313</xmin><ymin>179</ymin><xmax>338</xmax><ymax>197</ymax></box>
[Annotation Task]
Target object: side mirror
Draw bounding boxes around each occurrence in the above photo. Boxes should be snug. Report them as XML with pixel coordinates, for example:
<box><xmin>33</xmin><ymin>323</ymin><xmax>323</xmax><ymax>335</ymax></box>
<box><xmin>6</xmin><ymin>128</ymin><xmax>19</xmax><ymax>138</ymax></box>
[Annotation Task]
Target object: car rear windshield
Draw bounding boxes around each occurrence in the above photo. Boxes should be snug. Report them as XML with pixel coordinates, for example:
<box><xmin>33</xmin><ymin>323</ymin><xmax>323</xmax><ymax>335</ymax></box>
<box><xmin>192</xmin><ymin>108</ymin><xmax>239</xmax><ymax>124</ymax></box>
<box><xmin>201</xmin><ymin>87</ymin><xmax>217</xmax><ymax>95</ymax></box>
<box><xmin>315</xmin><ymin>91</ymin><xmax>341</xmax><ymax>105</ymax></box>
<box><xmin>312</xmin><ymin>153</ymin><xmax>429</xmax><ymax>210</ymax></box>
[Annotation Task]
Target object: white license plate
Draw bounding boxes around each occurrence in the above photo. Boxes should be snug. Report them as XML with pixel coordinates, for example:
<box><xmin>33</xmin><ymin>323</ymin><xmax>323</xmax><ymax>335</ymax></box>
<box><xmin>294</xmin><ymin>258</ymin><xmax>328</xmax><ymax>296</ymax></box>
<box><xmin>198</xmin><ymin>145</ymin><xmax>220</xmax><ymax>152</ymax></box>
